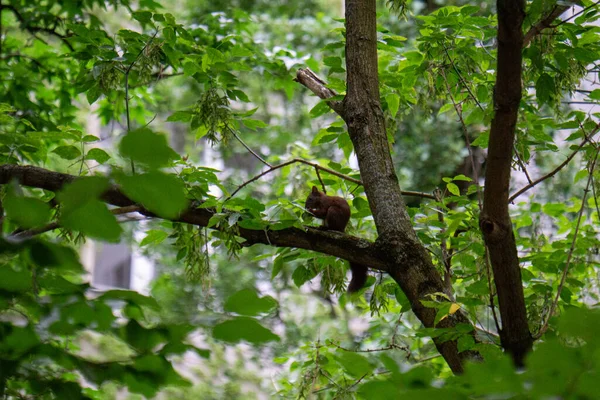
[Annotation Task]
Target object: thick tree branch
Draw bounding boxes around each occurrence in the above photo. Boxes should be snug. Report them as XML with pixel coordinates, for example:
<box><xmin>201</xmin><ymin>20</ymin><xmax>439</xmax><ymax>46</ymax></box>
<box><xmin>523</xmin><ymin>5</ymin><xmax>571</xmax><ymax>47</ymax></box>
<box><xmin>339</xmin><ymin>0</ymin><xmax>481</xmax><ymax>374</ymax></box>
<box><xmin>0</xmin><ymin>164</ymin><xmax>387</xmax><ymax>271</ymax></box>
<box><xmin>481</xmin><ymin>0</ymin><xmax>532</xmax><ymax>366</ymax></box>
<box><xmin>295</xmin><ymin>68</ymin><xmax>345</xmax><ymax>117</ymax></box>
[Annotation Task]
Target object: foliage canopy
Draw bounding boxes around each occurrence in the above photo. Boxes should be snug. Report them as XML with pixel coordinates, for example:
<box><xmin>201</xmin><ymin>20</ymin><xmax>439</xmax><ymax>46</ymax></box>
<box><xmin>1</xmin><ymin>0</ymin><xmax>600</xmax><ymax>398</ymax></box>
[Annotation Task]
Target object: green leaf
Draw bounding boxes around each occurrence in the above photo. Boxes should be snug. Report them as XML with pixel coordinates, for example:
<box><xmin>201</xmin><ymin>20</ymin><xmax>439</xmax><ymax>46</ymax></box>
<box><xmin>100</xmin><ymin>290</ymin><xmax>160</xmax><ymax>309</ymax></box>
<box><xmin>386</xmin><ymin>93</ymin><xmax>399</xmax><ymax>117</ymax></box>
<box><xmin>60</xmin><ymin>200</ymin><xmax>122</xmax><ymax>242</ymax></box>
<box><xmin>242</xmin><ymin>118</ymin><xmax>268</xmax><ymax>131</ymax></box>
<box><xmin>0</xmin><ymin>325</ymin><xmax>40</xmax><ymax>359</ymax></box>
<box><xmin>140</xmin><ymin>229</ymin><xmax>169</xmax><ymax>246</ymax></box>
<box><xmin>119</xmin><ymin>128</ymin><xmax>179</xmax><ymax>169</ymax></box>
<box><xmin>167</xmin><ymin>111</ymin><xmax>193</xmax><ymax>122</ymax></box>
<box><xmin>132</xmin><ymin>11</ymin><xmax>153</xmax><ymax>23</ymax></box>
<box><xmin>58</xmin><ymin>176</ymin><xmax>110</xmax><ymax>213</ymax></box>
<box><xmin>535</xmin><ymin>73</ymin><xmax>555</xmax><ymax>105</ymax></box>
<box><xmin>309</xmin><ymin>101</ymin><xmax>331</xmax><ymax>118</ymax></box>
<box><xmin>292</xmin><ymin>265</ymin><xmax>316</xmax><ymax>287</ymax></box>
<box><xmin>446</xmin><ymin>182</ymin><xmax>460</xmax><ymax>196</ymax></box>
<box><xmin>52</xmin><ymin>145</ymin><xmax>81</xmax><ymax>160</ymax></box>
<box><xmin>212</xmin><ymin>317</ymin><xmax>280</xmax><ymax>344</ymax></box>
<box><xmin>224</xmin><ymin>289</ymin><xmax>278</xmax><ymax>316</ymax></box>
<box><xmin>457</xmin><ymin>334</ymin><xmax>475</xmax><ymax>352</ymax></box>
<box><xmin>357</xmin><ymin>381</ymin><xmax>399</xmax><ymax>400</ymax></box>
<box><xmin>0</xmin><ymin>266</ymin><xmax>32</xmax><ymax>292</ymax></box>
<box><xmin>86</xmin><ymin>148</ymin><xmax>111</xmax><ymax>164</ymax></box>
<box><xmin>3</xmin><ymin>190</ymin><xmax>51</xmax><ymax>229</ymax></box>
<box><xmin>589</xmin><ymin>89</ymin><xmax>600</xmax><ymax>100</ymax></box>
<box><xmin>29</xmin><ymin>241</ymin><xmax>83</xmax><ymax>272</ymax></box>
<box><xmin>118</xmin><ymin>172</ymin><xmax>188</xmax><ymax>219</ymax></box>
<box><xmin>335</xmin><ymin>351</ymin><xmax>374</xmax><ymax>378</ymax></box>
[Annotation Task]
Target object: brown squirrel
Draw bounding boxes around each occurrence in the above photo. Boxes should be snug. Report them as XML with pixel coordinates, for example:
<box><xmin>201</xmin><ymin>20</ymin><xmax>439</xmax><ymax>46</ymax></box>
<box><xmin>305</xmin><ymin>186</ymin><xmax>368</xmax><ymax>293</ymax></box>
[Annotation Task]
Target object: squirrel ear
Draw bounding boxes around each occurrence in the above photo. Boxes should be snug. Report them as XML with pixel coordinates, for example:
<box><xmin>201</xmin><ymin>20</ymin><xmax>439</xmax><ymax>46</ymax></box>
<box><xmin>312</xmin><ymin>186</ymin><xmax>319</xmax><ymax>193</ymax></box>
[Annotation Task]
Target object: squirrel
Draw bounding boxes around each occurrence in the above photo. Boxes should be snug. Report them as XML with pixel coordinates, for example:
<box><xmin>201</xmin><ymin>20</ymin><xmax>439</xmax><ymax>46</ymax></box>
<box><xmin>305</xmin><ymin>186</ymin><xmax>368</xmax><ymax>293</ymax></box>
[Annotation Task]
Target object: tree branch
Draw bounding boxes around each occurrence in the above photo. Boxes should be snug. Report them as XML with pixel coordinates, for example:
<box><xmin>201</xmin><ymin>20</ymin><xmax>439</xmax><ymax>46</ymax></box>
<box><xmin>0</xmin><ymin>164</ymin><xmax>387</xmax><ymax>272</ymax></box>
<box><xmin>339</xmin><ymin>0</ymin><xmax>481</xmax><ymax>374</ymax></box>
<box><xmin>535</xmin><ymin>146</ymin><xmax>600</xmax><ymax>339</ymax></box>
<box><xmin>0</xmin><ymin>5</ymin><xmax>75</xmax><ymax>51</ymax></box>
<box><xmin>481</xmin><ymin>0</ymin><xmax>532</xmax><ymax>366</ymax></box>
<box><xmin>11</xmin><ymin>205</ymin><xmax>142</xmax><ymax>239</ymax></box>
<box><xmin>509</xmin><ymin>129</ymin><xmax>597</xmax><ymax>203</ymax></box>
<box><xmin>226</xmin><ymin>157</ymin><xmax>436</xmax><ymax>201</ymax></box>
<box><xmin>295</xmin><ymin>68</ymin><xmax>345</xmax><ymax>117</ymax></box>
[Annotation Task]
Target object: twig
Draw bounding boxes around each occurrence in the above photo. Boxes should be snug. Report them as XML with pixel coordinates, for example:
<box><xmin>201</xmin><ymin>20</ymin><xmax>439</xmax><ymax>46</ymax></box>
<box><xmin>0</xmin><ymin>4</ymin><xmax>74</xmax><ymax>51</ymax></box>
<box><xmin>295</xmin><ymin>68</ymin><xmax>344</xmax><ymax>117</ymax></box>
<box><xmin>315</xmin><ymin>168</ymin><xmax>326</xmax><ymax>193</ymax></box>
<box><xmin>484</xmin><ymin>247</ymin><xmax>501</xmax><ymax>333</ymax></box>
<box><xmin>523</xmin><ymin>4</ymin><xmax>571</xmax><ymax>47</ymax></box>
<box><xmin>440</xmin><ymin>69</ymin><xmax>483</xmax><ymax>209</ymax></box>
<box><xmin>513</xmin><ymin>144</ymin><xmax>533</xmax><ymax>184</ymax></box>
<box><xmin>535</xmin><ymin>145</ymin><xmax>600</xmax><ymax>339</ymax></box>
<box><xmin>443</xmin><ymin>45</ymin><xmax>483</xmax><ymax>112</ymax></box>
<box><xmin>131</xmin><ymin>72</ymin><xmax>184</xmax><ymax>88</ymax></box>
<box><xmin>124</xmin><ymin>29</ymin><xmax>159</xmax><ymax>174</ymax></box>
<box><xmin>225</xmin><ymin>157</ymin><xmax>436</xmax><ymax>201</ymax></box>
<box><xmin>434</xmin><ymin>189</ymin><xmax>453</xmax><ymax>292</ymax></box>
<box><xmin>552</xmin><ymin>1</ymin><xmax>600</xmax><ymax>29</ymax></box>
<box><xmin>509</xmin><ymin>130</ymin><xmax>597</xmax><ymax>202</ymax></box>
<box><xmin>11</xmin><ymin>205</ymin><xmax>142</xmax><ymax>239</ymax></box>
<box><xmin>329</xmin><ymin>341</ymin><xmax>409</xmax><ymax>354</ymax></box>
<box><xmin>226</xmin><ymin>125</ymin><xmax>271</xmax><ymax>167</ymax></box>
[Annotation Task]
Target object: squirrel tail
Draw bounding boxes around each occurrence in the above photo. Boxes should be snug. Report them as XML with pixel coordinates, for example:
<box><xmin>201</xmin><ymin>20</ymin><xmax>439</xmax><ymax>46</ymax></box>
<box><xmin>347</xmin><ymin>263</ymin><xmax>368</xmax><ymax>293</ymax></box>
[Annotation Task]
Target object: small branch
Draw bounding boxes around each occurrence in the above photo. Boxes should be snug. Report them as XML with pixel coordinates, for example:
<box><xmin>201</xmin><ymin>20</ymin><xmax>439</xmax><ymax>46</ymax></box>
<box><xmin>484</xmin><ymin>247</ymin><xmax>502</xmax><ymax>333</ymax></box>
<box><xmin>535</xmin><ymin>146</ymin><xmax>600</xmax><ymax>339</ymax></box>
<box><xmin>513</xmin><ymin>144</ymin><xmax>533</xmax><ymax>184</ymax></box>
<box><xmin>434</xmin><ymin>189</ymin><xmax>453</xmax><ymax>292</ymax></box>
<box><xmin>0</xmin><ymin>164</ymin><xmax>387</xmax><ymax>271</ymax></box>
<box><xmin>0</xmin><ymin>190</ymin><xmax>4</xmax><ymax>231</ymax></box>
<box><xmin>226</xmin><ymin>157</ymin><xmax>436</xmax><ymax>201</ymax></box>
<box><xmin>124</xmin><ymin>30</ymin><xmax>159</xmax><ymax>173</ymax></box>
<box><xmin>443</xmin><ymin>45</ymin><xmax>483</xmax><ymax>112</ymax></box>
<box><xmin>329</xmin><ymin>341</ymin><xmax>409</xmax><ymax>354</ymax></box>
<box><xmin>509</xmin><ymin>129</ymin><xmax>597</xmax><ymax>203</ymax></box>
<box><xmin>0</xmin><ymin>4</ymin><xmax>74</xmax><ymax>51</ymax></box>
<box><xmin>1</xmin><ymin>53</ymin><xmax>47</xmax><ymax>70</ymax></box>
<box><xmin>523</xmin><ymin>4</ymin><xmax>571</xmax><ymax>47</ymax></box>
<box><xmin>552</xmin><ymin>1</ymin><xmax>599</xmax><ymax>29</ymax></box>
<box><xmin>226</xmin><ymin>125</ymin><xmax>272</xmax><ymax>168</ymax></box>
<box><xmin>295</xmin><ymin>68</ymin><xmax>345</xmax><ymax>117</ymax></box>
<box><xmin>11</xmin><ymin>205</ymin><xmax>143</xmax><ymax>239</ymax></box>
<box><xmin>440</xmin><ymin>69</ymin><xmax>483</xmax><ymax>208</ymax></box>
<box><xmin>315</xmin><ymin>168</ymin><xmax>326</xmax><ymax>193</ymax></box>
<box><xmin>131</xmin><ymin>72</ymin><xmax>184</xmax><ymax>88</ymax></box>
<box><xmin>226</xmin><ymin>158</ymin><xmax>361</xmax><ymax>201</ymax></box>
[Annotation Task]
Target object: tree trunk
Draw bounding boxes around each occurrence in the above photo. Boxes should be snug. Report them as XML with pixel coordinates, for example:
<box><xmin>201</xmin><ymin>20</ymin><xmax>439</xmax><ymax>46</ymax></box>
<box><xmin>342</xmin><ymin>0</ymin><xmax>481</xmax><ymax>374</ymax></box>
<box><xmin>480</xmin><ymin>0</ymin><xmax>532</xmax><ymax>366</ymax></box>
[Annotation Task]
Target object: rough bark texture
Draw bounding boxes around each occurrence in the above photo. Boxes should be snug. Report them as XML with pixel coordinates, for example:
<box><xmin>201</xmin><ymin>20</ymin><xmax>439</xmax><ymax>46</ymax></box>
<box><xmin>342</xmin><ymin>0</ymin><xmax>481</xmax><ymax>374</ymax></box>
<box><xmin>0</xmin><ymin>164</ymin><xmax>386</xmax><ymax>271</ymax></box>
<box><xmin>480</xmin><ymin>0</ymin><xmax>532</xmax><ymax>366</ymax></box>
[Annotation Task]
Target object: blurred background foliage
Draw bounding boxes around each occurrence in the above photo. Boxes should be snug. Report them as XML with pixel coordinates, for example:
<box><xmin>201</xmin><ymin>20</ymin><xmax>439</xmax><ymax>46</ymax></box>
<box><xmin>1</xmin><ymin>0</ymin><xmax>600</xmax><ymax>398</ymax></box>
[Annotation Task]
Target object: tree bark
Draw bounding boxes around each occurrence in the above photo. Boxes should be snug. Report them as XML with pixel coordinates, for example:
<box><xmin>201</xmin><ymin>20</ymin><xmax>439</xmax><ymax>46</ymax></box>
<box><xmin>480</xmin><ymin>0</ymin><xmax>532</xmax><ymax>366</ymax></box>
<box><xmin>0</xmin><ymin>164</ymin><xmax>386</xmax><ymax>271</ymax></box>
<box><xmin>342</xmin><ymin>0</ymin><xmax>481</xmax><ymax>374</ymax></box>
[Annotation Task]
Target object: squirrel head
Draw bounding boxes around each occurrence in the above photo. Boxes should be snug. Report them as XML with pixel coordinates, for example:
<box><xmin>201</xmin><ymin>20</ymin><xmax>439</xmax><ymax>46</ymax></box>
<box><xmin>305</xmin><ymin>186</ymin><xmax>324</xmax><ymax>212</ymax></box>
